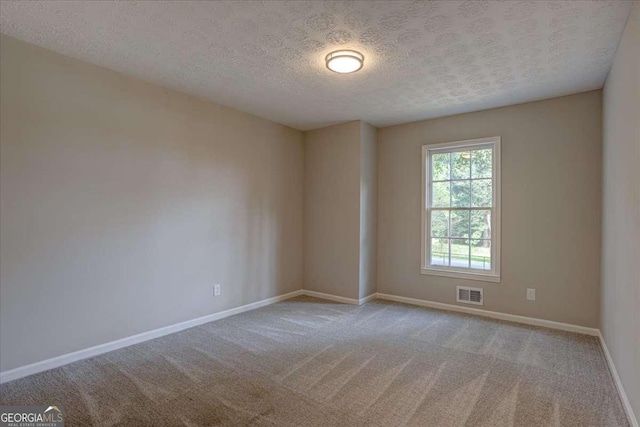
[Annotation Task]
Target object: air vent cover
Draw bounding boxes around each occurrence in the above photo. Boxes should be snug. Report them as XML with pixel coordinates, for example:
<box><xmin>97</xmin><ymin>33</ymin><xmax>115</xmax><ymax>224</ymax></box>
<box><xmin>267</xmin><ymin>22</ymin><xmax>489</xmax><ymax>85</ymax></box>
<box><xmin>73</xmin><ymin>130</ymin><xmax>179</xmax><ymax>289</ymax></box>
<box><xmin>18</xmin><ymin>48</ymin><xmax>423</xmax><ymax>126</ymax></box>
<box><xmin>457</xmin><ymin>286</ymin><xmax>483</xmax><ymax>306</ymax></box>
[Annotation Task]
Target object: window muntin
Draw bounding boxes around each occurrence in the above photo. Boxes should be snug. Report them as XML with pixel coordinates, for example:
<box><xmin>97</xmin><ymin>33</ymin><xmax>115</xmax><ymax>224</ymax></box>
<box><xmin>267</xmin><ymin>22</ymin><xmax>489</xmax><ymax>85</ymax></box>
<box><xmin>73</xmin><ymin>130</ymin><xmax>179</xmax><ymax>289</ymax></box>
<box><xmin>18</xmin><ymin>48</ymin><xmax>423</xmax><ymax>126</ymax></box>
<box><xmin>422</xmin><ymin>137</ymin><xmax>500</xmax><ymax>282</ymax></box>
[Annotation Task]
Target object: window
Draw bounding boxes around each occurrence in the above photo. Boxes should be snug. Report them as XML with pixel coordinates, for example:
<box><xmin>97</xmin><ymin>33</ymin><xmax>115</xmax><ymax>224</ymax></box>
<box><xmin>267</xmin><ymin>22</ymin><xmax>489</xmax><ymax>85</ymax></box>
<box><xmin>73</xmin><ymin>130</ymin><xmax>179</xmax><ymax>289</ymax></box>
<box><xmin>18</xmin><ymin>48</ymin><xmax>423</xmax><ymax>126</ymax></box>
<box><xmin>421</xmin><ymin>137</ymin><xmax>501</xmax><ymax>282</ymax></box>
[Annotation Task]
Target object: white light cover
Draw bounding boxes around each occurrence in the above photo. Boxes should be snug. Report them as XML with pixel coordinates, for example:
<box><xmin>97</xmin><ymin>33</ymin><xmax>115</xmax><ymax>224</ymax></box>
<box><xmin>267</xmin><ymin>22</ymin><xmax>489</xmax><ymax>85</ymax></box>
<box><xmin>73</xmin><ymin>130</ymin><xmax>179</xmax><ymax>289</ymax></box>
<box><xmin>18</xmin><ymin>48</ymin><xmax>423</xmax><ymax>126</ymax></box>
<box><xmin>325</xmin><ymin>50</ymin><xmax>364</xmax><ymax>74</ymax></box>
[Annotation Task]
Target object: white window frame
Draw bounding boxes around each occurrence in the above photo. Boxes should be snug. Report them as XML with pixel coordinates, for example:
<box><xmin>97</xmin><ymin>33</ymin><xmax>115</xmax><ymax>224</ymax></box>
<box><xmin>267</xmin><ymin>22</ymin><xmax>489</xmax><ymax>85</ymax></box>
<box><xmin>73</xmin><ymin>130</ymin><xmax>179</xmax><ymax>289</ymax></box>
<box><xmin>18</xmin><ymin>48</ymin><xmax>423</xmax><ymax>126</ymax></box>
<box><xmin>421</xmin><ymin>136</ymin><xmax>501</xmax><ymax>282</ymax></box>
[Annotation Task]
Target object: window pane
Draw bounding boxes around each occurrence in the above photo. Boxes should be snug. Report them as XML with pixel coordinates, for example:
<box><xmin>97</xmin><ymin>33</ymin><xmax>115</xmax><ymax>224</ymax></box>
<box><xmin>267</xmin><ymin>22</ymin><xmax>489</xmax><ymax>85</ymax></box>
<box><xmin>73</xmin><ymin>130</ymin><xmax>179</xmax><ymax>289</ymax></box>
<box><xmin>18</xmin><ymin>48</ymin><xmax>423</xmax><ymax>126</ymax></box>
<box><xmin>471</xmin><ymin>239</ymin><xmax>491</xmax><ymax>270</ymax></box>
<box><xmin>471</xmin><ymin>210</ymin><xmax>491</xmax><ymax>240</ymax></box>
<box><xmin>451</xmin><ymin>180</ymin><xmax>470</xmax><ymax>207</ymax></box>
<box><xmin>471</xmin><ymin>179</ymin><xmax>492</xmax><ymax>207</ymax></box>
<box><xmin>451</xmin><ymin>151</ymin><xmax>471</xmax><ymax>179</ymax></box>
<box><xmin>450</xmin><ymin>238</ymin><xmax>470</xmax><ymax>268</ymax></box>
<box><xmin>430</xmin><ymin>210</ymin><xmax>449</xmax><ymax>237</ymax></box>
<box><xmin>472</xmin><ymin>148</ymin><xmax>492</xmax><ymax>179</ymax></box>
<box><xmin>431</xmin><ymin>153</ymin><xmax>450</xmax><ymax>181</ymax></box>
<box><xmin>450</xmin><ymin>210</ymin><xmax>470</xmax><ymax>238</ymax></box>
<box><xmin>430</xmin><ymin>238</ymin><xmax>449</xmax><ymax>266</ymax></box>
<box><xmin>432</xmin><ymin>181</ymin><xmax>450</xmax><ymax>207</ymax></box>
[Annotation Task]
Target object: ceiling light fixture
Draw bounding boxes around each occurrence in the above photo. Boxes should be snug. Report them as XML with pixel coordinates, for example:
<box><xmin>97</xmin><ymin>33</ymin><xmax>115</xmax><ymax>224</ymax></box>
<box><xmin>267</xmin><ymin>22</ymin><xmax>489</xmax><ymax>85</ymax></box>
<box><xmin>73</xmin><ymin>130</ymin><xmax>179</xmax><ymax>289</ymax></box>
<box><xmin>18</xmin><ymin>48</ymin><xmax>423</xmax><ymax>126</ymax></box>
<box><xmin>325</xmin><ymin>50</ymin><xmax>364</xmax><ymax>74</ymax></box>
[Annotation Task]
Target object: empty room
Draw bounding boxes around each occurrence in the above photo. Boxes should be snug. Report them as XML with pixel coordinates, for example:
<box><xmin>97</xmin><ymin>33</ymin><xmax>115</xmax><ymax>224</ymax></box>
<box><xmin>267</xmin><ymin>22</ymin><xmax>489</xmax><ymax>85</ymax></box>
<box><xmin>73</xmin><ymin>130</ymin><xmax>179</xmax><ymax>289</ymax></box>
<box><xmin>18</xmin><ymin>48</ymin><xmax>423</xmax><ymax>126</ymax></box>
<box><xmin>0</xmin><ymin>1</ymin><xmax>638</xmax><ymax>426</ymax></box>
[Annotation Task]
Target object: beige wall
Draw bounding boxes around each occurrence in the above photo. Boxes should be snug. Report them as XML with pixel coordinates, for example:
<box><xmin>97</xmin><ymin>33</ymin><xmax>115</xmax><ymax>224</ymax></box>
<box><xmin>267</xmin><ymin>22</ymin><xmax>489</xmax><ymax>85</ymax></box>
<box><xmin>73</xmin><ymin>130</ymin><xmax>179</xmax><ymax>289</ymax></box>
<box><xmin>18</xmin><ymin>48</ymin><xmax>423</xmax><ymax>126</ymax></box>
<box><xmin>602</xmin><ymin>1</ymin><xmax>640</xmax><ymax>420</ymax></box>
<box><xmin>303</xmin><ymin>122</ymin><xmax>362</xmax><ymax>299</ymax></box>
<box><xmin>359</xmin><ymin>122</ymin><xmax>378</xmax><ymax>299</ymax></box>
<box><xmin>378</xmin><ymin>91</ymin><xmax>603</xmax><ymax>327</ymax></box>
<box><xmin>0</xmin><ymin>35</ymin><xmax>304</xmax><ymax>372</ymax></box>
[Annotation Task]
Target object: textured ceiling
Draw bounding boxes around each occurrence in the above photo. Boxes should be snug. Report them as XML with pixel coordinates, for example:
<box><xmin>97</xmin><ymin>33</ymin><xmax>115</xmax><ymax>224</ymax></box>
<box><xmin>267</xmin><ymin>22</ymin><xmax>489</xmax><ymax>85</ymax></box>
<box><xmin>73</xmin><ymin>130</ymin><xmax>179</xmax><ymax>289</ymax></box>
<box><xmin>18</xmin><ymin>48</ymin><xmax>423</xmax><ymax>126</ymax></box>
<box><xmin>0</xmin><ymin>1</ymin><xmax>634</xmax><ymax>130</ymax></box>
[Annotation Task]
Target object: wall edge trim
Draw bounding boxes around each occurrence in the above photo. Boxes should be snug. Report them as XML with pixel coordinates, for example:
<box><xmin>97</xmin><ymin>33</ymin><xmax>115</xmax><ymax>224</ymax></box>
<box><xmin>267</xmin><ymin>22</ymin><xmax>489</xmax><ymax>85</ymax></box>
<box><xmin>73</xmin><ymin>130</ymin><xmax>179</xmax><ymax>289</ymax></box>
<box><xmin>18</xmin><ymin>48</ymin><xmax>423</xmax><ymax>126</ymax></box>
<box><xmin>301</xmin><ymin>290</ymin><xmax>361</xmax><ymax>305</ymax></box>
<box><xmin>374</xmin><ymin>293</ymin><xmax>600</xmax><ymax>335</ymax></box>
<box><xmin>599</xmin><ymin>332</ymin><xmax>639</xmax><ymax>427</ymax></box>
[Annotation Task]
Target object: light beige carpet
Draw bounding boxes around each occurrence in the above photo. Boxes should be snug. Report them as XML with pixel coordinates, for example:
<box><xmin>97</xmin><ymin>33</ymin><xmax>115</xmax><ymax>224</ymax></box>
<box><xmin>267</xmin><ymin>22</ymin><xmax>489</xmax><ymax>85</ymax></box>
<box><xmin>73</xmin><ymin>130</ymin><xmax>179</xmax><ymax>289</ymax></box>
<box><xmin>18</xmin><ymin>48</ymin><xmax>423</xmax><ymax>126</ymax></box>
<box><xmin>0</xmin><ymin>296</ymin><xmax>629</xmax><ymax>426</ymax></box>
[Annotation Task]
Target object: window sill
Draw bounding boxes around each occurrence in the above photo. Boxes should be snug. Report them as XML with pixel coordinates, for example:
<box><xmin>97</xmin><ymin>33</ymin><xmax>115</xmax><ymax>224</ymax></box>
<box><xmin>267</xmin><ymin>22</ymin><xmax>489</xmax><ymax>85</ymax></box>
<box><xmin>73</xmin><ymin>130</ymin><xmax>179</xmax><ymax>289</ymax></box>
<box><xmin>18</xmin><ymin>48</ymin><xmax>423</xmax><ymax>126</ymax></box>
<box><xmin>421</xmin><ymin>267</ymin><xmax>501</xmax><ymax>283</ymax></box>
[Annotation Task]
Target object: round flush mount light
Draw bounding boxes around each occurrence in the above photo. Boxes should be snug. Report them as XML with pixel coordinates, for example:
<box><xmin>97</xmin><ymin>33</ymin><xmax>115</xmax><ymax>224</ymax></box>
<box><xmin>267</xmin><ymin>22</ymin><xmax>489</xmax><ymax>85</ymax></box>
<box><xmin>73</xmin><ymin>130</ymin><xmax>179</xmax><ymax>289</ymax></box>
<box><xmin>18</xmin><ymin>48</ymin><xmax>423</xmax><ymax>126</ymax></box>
<box><xmin>325</xmin><ymin>50</ymin><xmax>364</xmax><ymax>74</ymax></box>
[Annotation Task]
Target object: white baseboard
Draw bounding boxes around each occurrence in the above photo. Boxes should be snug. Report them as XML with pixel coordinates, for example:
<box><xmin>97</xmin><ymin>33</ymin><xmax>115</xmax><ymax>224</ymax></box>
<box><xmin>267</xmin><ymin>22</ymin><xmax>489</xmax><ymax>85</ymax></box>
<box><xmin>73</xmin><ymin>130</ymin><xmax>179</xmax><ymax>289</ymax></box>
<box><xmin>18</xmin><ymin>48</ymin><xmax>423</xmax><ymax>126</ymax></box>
<box><xmin>301</xmin><ymin>290</ymin><xmax>378</xmax><ymax>306</ymax></box>
<box><xmin>375</xmin><ymin>293</ymin><xmax>600</xmax><ymax>336</ymax></box>
<box><xmin>300</xmin><ymin>290</ymin><xmax>361</xmax><ymax>305</ymax></box>
<box><xmin>359</xmin><ymin>293</ymin><xmax>377</xmax><ymax>305</ymax></box>
<box><xmin>598</xmin><ymin>332</ymin><xmax>639</xmax><ymax>427</ymax></box>
<box><xmin>0</xmin><ymin>289</ymin><xmax>304</xmax><ymax>384</ymax></box>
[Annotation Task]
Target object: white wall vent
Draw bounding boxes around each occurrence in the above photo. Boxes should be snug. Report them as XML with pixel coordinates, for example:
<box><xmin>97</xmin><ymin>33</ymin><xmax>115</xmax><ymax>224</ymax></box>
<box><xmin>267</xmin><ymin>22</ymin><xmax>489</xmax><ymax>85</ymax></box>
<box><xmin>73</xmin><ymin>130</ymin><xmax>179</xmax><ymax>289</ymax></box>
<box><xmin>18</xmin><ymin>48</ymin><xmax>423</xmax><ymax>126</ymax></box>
<box><xmin>456</xmin><ymin>286</ymin><xmax>483</xmax><ymax>306</ymax></box>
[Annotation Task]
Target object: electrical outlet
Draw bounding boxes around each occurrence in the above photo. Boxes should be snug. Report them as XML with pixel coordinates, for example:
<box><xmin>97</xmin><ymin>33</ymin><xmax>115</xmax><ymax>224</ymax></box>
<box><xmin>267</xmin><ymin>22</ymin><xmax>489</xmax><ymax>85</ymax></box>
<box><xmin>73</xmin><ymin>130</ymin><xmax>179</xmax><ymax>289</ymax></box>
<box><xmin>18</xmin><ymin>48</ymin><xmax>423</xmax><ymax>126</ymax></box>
<box><xmin>526</xmin><ymin>288</ymin><xmax>536</xmax><ymax>301</ymax></box>
<box><xmin>214</xmin><ymin>284</ymin><xmax>221</xmax><ymax>297</ymax></box>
